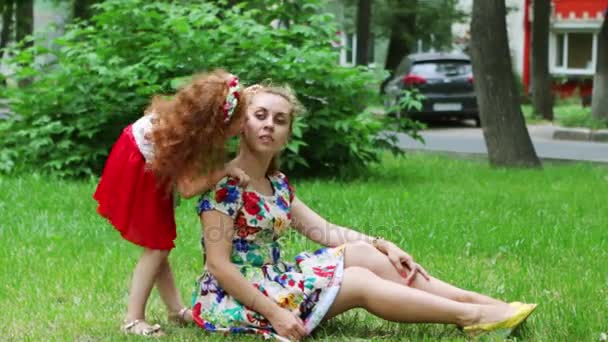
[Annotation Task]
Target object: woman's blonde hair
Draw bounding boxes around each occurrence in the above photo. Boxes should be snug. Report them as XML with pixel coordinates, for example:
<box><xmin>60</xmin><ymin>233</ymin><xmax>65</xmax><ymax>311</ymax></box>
<box><xmin>244</xmin><ymin>84</ymin><xmax>304</xmax><ymax>175</ymax></box>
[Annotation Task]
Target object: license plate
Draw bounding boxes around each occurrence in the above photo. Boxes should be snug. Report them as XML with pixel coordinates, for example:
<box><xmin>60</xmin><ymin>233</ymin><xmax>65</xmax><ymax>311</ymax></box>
<box><xmin>433</xmin><ymin>103</ymin><xmax>462</xmax><ymax>111</ymax></box>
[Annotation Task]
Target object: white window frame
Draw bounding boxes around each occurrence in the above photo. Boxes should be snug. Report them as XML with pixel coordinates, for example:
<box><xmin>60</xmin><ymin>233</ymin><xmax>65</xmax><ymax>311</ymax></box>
<box><xmin>338</xmin><ymin>32</ymin><xmax>376</xmax><ymax>67</ymax></box>
<box><xmin>339</xmin><ymin>32</ymin><xmax>357</xmax><ymax>66</ymax></box>
<box><xmin>549</xmin><ymin>28</ymin><xmax>599</xmax><ymax>76</ymax></box>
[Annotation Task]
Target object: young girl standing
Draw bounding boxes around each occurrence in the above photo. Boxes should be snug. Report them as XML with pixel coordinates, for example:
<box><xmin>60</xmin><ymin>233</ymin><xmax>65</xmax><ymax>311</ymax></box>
<box><xmin>93</xmin><ymin>69</ymin><xmax>248</xmax><ymax>336</ymax></box>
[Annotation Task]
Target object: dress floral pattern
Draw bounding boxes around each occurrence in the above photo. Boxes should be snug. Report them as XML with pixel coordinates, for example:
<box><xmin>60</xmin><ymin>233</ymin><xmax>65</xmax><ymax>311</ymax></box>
<box><xmin>193</xmin><ymin>172</ymin><xmax>345</xmax><ymax>341</ymax></box>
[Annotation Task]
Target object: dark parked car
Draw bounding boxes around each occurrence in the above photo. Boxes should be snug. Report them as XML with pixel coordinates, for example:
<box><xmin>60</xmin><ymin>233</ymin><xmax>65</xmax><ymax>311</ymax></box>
<box><xmin>384</xmin><ymin>52</ymin><xmax>480</xmax><ymax>126</ymax></box>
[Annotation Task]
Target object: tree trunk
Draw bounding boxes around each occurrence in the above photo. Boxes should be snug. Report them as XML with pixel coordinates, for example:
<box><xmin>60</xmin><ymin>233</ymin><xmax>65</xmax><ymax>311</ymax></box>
<box><xmin>355</xmin><ymin>0</ymin><xmax>371</xmax><ymax>65</ymax></box>
<box><xmin>591</xmin><ymin>12</ymin><xmax>608</xmax><ymax>121</ymax></box>
<box><xmin>531</xmin><ymin>0</ymin><xmax>554</xmax><ymax>120</ymax></box>
<box><xmin>73</xmin><ymin>0</ymin><xmax>101</xmax><ymax>21</ymax></box>
<box><xmin>384</xmin><ymin>3</ymin><xmax>416</xmax><ymax>73</ymax></box>
<box><xmin>385</xmin><ymin>30</ymin><xmax>409</xmax><ymax>72</ymax></box>
<box><xmin>381</xmin><ymin>6</ymin><xmax>416</xmax><ymax>93</ymax></box>
<box><xmin>0</xmin><ymin>0</ymin><xmax>14</xmax><ymax>52</ymax></box>
<box><xmin>470</xmin><ymin>0</ymin><xmax>541</xmax><ymax>168</ymax></box>
<box><xmin>15</xmin><ymin>0</ymin><xmax>32</xmax><ymax>46</ymax></box>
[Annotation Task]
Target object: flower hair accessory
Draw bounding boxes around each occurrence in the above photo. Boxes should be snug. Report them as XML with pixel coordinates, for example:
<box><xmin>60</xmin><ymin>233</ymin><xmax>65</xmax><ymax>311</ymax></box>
<box><xmin>223</xmin><ymin>76</ymin><xmax>241</xmax><ymax>123</ymax></box>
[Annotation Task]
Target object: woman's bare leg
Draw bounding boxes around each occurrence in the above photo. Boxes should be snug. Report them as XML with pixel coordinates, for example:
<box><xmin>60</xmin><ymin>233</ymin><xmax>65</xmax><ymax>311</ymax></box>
<box><xmin>342</xmin><ymin>241</ymin><xmax>508</xmax><ymax>306</ymax></box>
<box><xmin>323</xmin><ymin>266</ymin><xmax>516</xmax><ymax>326</ymax></box>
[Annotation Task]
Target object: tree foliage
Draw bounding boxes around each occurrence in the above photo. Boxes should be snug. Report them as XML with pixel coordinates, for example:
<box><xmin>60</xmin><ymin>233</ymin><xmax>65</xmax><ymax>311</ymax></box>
<box><xmin>340</xmin><ymin>0</ymin><xmax>467</xmax><ymax>72</ymax></box>
<box><xmin>0</xmin><ymin>0</ymin><xmax>415</xmax><ymax>177</ymax></box>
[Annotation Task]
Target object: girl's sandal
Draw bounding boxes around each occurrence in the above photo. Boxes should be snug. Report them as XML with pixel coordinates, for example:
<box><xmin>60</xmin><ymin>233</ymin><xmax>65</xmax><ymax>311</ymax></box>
<box><xmin>168</xmin><ymin>307</ymin><xmax>193</xmax><ymax>326</ymax></box>
<box><xmin>122</xmin><ymin>319</ymin><xmax>165</xmax><ymax>337</ymax></box>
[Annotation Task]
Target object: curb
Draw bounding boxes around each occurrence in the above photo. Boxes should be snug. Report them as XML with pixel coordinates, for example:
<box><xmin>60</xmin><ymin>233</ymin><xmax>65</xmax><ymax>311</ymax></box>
<box><xmin>553</xmin><ymin>128</ymin><xmax>608</xmax><ymax>143</ymax></box>
<box><xmin>0</xmin><ymin>109</ymin><xmax>11</xmax><ymax>119</ymax></box>
<box><xmin>403</xmin><ymin>150</ymin><xmax>608</xmax><ymax>165</ymax></box>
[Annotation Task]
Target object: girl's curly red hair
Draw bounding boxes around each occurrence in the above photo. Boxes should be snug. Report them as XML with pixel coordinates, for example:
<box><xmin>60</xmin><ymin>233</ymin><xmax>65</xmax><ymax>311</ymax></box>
<box><xmin>146</xmin><ymin>69</ymin><xmax>246</xmax><ymax>187</ymax></box>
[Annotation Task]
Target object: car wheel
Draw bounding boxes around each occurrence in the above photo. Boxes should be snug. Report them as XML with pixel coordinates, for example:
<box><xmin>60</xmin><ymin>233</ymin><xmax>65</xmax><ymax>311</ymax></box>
<box><xmin>474</xmin><ymin>117</ymin><xmax>481</xmax><ymax>127</ymax></box>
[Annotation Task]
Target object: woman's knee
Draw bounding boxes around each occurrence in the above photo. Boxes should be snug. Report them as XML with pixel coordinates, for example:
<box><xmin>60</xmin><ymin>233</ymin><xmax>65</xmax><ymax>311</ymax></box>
<box><xmin>341</xmin><ymin>266</ymin><xmax>379</xmax><ymax>304</ymax></box>
<box><xmin>324</xmin><ymin>266</ymin><xmax>377</xmax><ymax>320</ymax></box>
<box><xmin>343</xmin><ymin>240</ymin><xmax>379</xmax><ymax>268</ymax></box>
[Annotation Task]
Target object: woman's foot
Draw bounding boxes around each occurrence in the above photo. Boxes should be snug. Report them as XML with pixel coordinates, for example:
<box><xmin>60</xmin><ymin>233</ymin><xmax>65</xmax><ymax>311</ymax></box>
<box><xmin>122</xmin><ymin>319</ymin><xmax>165</xmax><ymax>337</ymax></box>
<box><xmin>478</xmin><ymin>304</ymin><xmax>519</xmax><ymax>325</ymax></box>
<box><xmin>462</xmin><ymin>303</ymin><xmax>537</xmax><ymax>337</ymax></box>
<box><xmin>458</xmin><ymin>303</ymin><xmax>517</xmax><ymax>328</ymax></box>
<box><xmin>168</xmin><ymin>307</ymin><xmax>193</xmax><ymax>326</ymax></box>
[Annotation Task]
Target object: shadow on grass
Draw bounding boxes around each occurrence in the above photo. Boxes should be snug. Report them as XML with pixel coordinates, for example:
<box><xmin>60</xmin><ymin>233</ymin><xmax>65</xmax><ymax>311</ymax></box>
<box><xmin>310</xmin><ymin>310</ymin><xmax>467</xmax><ymax>341</ymax></box>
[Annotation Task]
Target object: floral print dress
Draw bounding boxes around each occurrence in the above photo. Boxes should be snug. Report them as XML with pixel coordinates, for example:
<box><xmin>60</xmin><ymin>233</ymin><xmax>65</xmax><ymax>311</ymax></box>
<box><xmin>192</xmin><ymin>172</ymin><xmax>345</xmax><ymax>341</ymax></box>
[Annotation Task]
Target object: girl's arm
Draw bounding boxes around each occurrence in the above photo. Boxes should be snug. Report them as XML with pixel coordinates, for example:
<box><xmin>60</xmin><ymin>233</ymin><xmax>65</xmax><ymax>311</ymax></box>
<box><xmin>176</xmin><ymin>166</ymin><xmax>250</xmax><ymax>199</ymax></box>
<box><xmin>201</xmin><ymin>210</ymin><xmax>306</xmax><ymax>340</ymax></box>
<box><xmin>176</xmin><ymin>169</ymin><xmax>226</xmax><ymax>199</ymax></box>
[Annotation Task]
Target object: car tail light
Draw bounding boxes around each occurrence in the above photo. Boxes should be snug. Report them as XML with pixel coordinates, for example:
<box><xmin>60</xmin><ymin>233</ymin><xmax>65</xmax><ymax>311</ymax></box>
<box><xmin>402</xmin><ymin>74</ymin><xmax>427</xmax><ymax>86</ymax></box>
<box><xmin>467</xmin><ymin>75</ymin><xmax>474</xmax><ymax>84</ymax></box>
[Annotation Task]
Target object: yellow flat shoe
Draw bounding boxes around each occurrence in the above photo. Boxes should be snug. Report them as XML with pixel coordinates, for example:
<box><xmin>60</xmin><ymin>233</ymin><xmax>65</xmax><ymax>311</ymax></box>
<box><xmin>463</xmin><ymin>303</ymin><xmax>537</xmax><ymax>338</ymax></box>
<box><xmin>508</xmin><ymin>301</ymin><xmax>538</xmax><ymax>309</ymax></box>
<box><xmin>508</xmin><ymin>301</ymin><xmax>524</xmax><ymax>307</ymax></box>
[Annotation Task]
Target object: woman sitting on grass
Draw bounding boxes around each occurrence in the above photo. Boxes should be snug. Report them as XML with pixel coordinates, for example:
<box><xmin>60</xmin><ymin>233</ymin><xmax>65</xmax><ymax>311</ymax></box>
<box><xmin>192</xmin><ymin>84</ymin><xmax>537</xmax><ymax>341</ymax></box>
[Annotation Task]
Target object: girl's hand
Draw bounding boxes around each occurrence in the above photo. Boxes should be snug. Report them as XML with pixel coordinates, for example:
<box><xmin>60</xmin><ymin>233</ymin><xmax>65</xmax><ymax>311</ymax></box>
<box><xmin>384</xmin><ymin>242</ymin><xmax>431</xmax><ymax>285</ymax></box>
<box><xmin>226</xmin><ymin>166</ymin><xmax>250</xmax><ymax>187</ymax></box>
<box><xmin>267</xmin><ymin>307</ymin><xmax>306</xmax><ymax>341</ymax></box>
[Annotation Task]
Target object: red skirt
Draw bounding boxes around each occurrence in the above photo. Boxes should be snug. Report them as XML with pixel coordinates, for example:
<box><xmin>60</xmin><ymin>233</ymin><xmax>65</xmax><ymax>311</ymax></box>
<box><xmin>93</xmin><ymin>125</ymin><xmax>176</xmax><ymax>250</ymax></box>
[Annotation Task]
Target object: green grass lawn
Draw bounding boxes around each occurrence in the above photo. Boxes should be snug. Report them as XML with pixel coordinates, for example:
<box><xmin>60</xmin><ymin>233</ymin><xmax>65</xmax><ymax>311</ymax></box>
<box><xmin>1</xmin><ymin>154</ymin><xmax>606</xmax><ymax>341</ymax></box>
<box><xmin>522</xmin><ymin>103</ymin><xmax>608</xmax><ymax>129</ymax></box>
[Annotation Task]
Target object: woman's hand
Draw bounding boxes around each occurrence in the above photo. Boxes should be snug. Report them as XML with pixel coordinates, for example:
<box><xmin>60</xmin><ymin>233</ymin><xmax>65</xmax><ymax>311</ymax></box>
<box><xmin>225</xmin><ymin>166</ymin><xmax>250</xmax><ymax>187</ymax></box>
<box><xmin>383</xmin><ymin>242</ymin><xmax>431</xmax><ymax>285</ymax></box>
<box><xmin>267</xmin><ymin>307</ymin><xmax>306</xmax><ymax>341</ymax></box>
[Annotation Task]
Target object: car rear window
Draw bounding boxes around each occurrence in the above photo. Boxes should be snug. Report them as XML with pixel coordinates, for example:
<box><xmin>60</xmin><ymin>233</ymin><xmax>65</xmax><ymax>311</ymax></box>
<box><xmin>411</xmin><ymin>60</ymin><xmax>471</xmax><ymax>77</ymax></box>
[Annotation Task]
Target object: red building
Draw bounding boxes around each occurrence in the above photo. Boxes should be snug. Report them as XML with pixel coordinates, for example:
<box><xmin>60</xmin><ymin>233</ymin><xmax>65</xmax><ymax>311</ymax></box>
<box><xmin>523</xmin><ymin>0</ymin><xmax>607</xmax><ymax>102</ymax></box>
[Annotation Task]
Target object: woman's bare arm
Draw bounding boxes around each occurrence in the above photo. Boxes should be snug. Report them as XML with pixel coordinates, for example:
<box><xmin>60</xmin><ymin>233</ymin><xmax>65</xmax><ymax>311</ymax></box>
<box><xmin>201</xmin><ymin>210</ymin><xmax>306</xmax><ymax>338</ymax></box>
<box><xmin>290</xmin><ymin>196</ymin><xmax>429</xmax><ymax>283</ymax></box>
<box><xmin>202</xmin><ymin>210</ymin><xmax>280</xmax><ymax>317</ymax></box>
<box><xmin>290</xmin><ymin>197</ymin><xmax>378</xmax><ymax>248</ymax></box>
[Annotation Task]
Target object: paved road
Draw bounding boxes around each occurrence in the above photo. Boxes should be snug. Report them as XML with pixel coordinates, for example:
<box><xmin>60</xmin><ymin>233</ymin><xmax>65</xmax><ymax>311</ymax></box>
<box><xmin>393</xmin><ymin>123</ymin><xmax>608</xmax><ymax>163</ymax></box>
<box><xmin>0</xmin><ymin>99</ymin><xmax>9</xmax><ymax>119</ymax></box>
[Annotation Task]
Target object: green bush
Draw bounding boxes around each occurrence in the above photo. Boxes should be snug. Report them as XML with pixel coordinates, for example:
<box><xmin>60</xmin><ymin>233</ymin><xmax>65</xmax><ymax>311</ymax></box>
<box><xmin>558</xmin><ymin>106</ymin><xmax>608</xmax><ymax>129</ymax></box>
<box><xmin>522</xmin><ymin>103</ymin><xmax>608</xmax><ymax>129</ymax></box>
<box><xmin>0</xmin><ymin>0</ymin><xmax>417</xmax><ymax>178</ymax></box>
